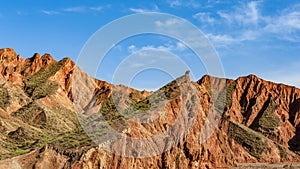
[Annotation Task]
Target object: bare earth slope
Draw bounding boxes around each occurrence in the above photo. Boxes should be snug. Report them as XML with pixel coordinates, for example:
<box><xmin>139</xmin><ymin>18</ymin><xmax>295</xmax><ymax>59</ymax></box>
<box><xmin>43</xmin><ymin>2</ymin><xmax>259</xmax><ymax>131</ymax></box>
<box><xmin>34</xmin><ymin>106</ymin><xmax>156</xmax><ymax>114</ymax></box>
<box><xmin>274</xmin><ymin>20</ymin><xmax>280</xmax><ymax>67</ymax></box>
<box><xmin>0</xmin><ymin>48</ymin><xmax>300</xmax><ymax>168</ymax></box>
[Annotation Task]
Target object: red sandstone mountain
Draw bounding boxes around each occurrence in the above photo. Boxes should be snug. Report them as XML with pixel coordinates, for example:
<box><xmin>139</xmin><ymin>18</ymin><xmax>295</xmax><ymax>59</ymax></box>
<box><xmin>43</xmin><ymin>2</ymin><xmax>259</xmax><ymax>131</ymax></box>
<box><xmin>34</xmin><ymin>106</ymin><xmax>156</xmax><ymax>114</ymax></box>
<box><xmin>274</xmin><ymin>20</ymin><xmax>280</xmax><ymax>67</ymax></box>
<box><xmin>0</xmin><ymin>48</ymin><xmax>300</xmax><ymax>168</ymax></box>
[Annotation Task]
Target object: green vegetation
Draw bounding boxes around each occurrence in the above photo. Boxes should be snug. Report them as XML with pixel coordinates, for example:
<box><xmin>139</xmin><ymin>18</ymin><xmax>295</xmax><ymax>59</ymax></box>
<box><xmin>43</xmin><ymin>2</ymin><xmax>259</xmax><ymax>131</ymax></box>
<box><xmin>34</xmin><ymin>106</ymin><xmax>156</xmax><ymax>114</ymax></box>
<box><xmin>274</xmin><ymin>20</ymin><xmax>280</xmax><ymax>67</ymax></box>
<box><xmin>24</xmin><ymin>61</ymin><xmax>63</xmax><ymax>99</ymax></box>
<box><xmin>258</xmin><ymin>102</ymin><xmax>280</xmax><ymax>131</ymax></box>
<box><xmin>12</xmin><ymin>102</ymin><xmax>45</xmax><ymax>127</ymax></box>
<box><xmin>225</xmin><ymin>82</ymin><xmax>236</xmax><ymax>107</ymax></box>
<box><xmin>215</xmin><ymin>82</ymin><xmax>236</xmax><ymax>112</ymax></box>
<box><xmin>31</xmin><ymin>82</ymin><xmax>58</xmax><ymax>100</ymax></box>
<box><xmin>98</xmin><ymin>80</ymin><xmax>180</xmax><ymax>130</ymax></box>
<box><xmin>1</xmin><ymin>126</ymin><xmax>93</xmax><ymax>160</ymax></box>
<box><xmin>100</xmin><ymin>97</ymin><xmax>124</xmax><ymax>122</ymax></box>
<box><xmin>132</xmin><ymin>80</ymin><xmax>179</xmax><ymax>111</ymax></box>
<box><xmin>0</xmin><ymin>58</ymin><xmax>96</xmax><ymax>158</ymax></box>
<box><xmin>45</xmin><ymin>128</ymin><xmax>92</xmax><ymax>149</ymax></box>
<box><xmin>3</xmin><ymin>99</ymin><xmax>94</xmax><ymax>159</ymax></box>
<box><xmin>47</xmin><ymin>106</ymin><xmax>79</xmax><ymax>130</ymax></box>
<box><xmin>274</xmin><ymin>142</ymin><xmax>287</xmax><ymax>159</ymax></box>
<box><xmin>228</xmin><ymin>121</ymin><xmax>268</xmax><ymax>159</ymax></box>
<box><xmin>2</xmin><ymin>127</ymin><xmax>38</xmax><ymax>158</ymax></box>
<box><xmin>10</xmin><ymin>149</ymin><xmax>31</xmax><ymax>157</ymax></box>
<box><xmin>0</xmin><ymin>85</ymin><xmax>10</xmax><ymax>109</ymax></box>
<box><xmin>129</xmin><ymin>90</ymin><xmax>145</xmax><ymax>103</ymax></box>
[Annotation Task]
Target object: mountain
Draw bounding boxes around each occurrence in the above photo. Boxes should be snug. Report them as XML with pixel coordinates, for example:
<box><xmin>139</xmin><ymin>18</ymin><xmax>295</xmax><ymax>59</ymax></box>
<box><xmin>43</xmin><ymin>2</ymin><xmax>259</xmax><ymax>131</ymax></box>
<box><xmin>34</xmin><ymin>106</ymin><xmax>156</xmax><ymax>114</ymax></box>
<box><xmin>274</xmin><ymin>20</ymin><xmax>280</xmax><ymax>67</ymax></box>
<box><xmin>0</xmin><ymin>48</ymin><xmax>300</xmax><ymax>168</ymax></box>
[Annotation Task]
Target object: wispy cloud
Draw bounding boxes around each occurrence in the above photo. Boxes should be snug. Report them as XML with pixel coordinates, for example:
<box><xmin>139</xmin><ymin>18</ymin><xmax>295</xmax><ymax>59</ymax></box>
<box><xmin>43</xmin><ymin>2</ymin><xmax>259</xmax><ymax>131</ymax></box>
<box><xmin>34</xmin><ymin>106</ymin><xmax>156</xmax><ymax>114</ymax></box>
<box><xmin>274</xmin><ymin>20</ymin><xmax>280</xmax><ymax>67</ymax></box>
<box><xmin>129</xmin><ymin>8</ymin><xmax>148</xmax><ymax>13</ymax></box>
<box><xmin>112</xmin><ymin>46</ymin><xmax>190</xmax><ymax>91</ymax></box>
<box><xmin>206</xmin><ymin>30</ymin><xmax>259</xmax><ymax>47</ymax></box>
<box><xmin>155</xmin><ymin>18</ymin><xmax>219</xmax><ymax>50</ymax></box>
<box><xmin>264</xmin><ymin>4</ymin><xmax>300</xmax><ymax>41</ymax></box>
<box><xmin>217</xmin><ymin>11</ymin><xmax>231</xmax><ymax>23</ymax></box>
<box><xmin>62</xmin><ymin>6</ymin><xmax>86</xmax><ymax>12</ymax></box>
<box><xmin>90</xmin><ymin>6</ymin><xmax>103</xmax><ymax>11</ymax></box>
<box><xmin>217</xmin><ymin>1</ymin><xmax>262</xmax><ymax>26</ymax></box>
<box><xmin>129</xmin><ymin>5</ymin><xmax>159</xmax><ymax>13</ymax></box>
<box><xmin>201</xmin><ymin>2</ymin><xmax>300</xmax><ymax>47</ymax></box>
<box><xmin>193</xmin><ymin>12</ymin><xmax>215</xmax><ymax>24</ymax></box>
<box><xmin>41</xmin><ymin>10</ymin><xmax>60</xmax><ymax>15</ymax></box>
<box><xmin>206</xmin><ymin>34</ymin><xmax>236</xmax><ymax>45</ymax></box>
<box><xmin>128</xmin><ymin>42</ymin><xmax>187</xmax><ymax>54</ymax></box>
<box><xmin>115</xmin><ymin>45</ymin><xmax>190</xmax><ymax>84</ymax></box>
<box><xmin>155</xmin><ymin>18</ymin><xmax>182</xmax><ymax>27</ymax></box>
<box><xmin>167</xmin><ymin>0</ymin><xmax>181</xmax><ymax>7</ymax></box>
<box><xmin>166</xmin><ymin>0</ymin><xmax>200</xmax><ymax>8</ymax></box>
<box><xmin>41</xmin><ymin>5</ymin><xmax>106</xmax><ymax>15</ymax></box>
<box><xmin>62</xmin><ymin>5</ymin><xmax>106</xmax><ymax>12</ymax></box>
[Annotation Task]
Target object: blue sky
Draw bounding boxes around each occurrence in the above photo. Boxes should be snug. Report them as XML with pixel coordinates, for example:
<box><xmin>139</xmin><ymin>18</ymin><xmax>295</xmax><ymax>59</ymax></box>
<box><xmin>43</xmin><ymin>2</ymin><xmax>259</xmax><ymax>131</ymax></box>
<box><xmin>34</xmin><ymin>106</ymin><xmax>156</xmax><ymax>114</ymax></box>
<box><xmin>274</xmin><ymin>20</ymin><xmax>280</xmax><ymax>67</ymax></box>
<box><xmin>0</xmin><ymin>0</ymin><xmax>300</xmax><ymax>90</ymax></box>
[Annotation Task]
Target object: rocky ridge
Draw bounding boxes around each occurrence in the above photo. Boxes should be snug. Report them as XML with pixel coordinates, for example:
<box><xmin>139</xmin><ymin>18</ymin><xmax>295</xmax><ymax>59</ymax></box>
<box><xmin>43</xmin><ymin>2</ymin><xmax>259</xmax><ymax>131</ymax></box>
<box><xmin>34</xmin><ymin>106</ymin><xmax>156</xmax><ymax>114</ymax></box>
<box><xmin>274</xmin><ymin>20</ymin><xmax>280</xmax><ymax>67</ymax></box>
<box><xmin>0</xmin><ymin>48</ymin><xmax>299</xmax><ymax>168</ymax></box>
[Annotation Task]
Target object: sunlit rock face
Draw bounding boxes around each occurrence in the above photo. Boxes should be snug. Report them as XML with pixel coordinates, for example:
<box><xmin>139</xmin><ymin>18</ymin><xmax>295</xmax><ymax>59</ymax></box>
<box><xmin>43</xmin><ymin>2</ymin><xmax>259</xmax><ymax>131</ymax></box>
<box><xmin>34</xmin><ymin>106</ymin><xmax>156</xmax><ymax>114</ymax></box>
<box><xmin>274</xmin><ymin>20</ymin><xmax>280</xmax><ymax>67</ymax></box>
<box><xmin>0</xmin><ymin>48</ymin><xmax>300</xmax><ymax>169</ymax></box>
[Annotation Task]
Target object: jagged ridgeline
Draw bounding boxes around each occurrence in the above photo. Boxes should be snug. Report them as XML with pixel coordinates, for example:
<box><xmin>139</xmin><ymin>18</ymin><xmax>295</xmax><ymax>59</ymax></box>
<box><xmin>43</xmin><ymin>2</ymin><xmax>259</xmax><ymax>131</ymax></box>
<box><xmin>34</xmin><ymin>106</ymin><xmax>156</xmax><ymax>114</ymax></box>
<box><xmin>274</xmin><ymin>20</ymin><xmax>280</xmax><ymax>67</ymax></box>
<box><xmin>0</xmin><ymin>48</ymin><xmax>300</xmax><ymax>168</ymax></box>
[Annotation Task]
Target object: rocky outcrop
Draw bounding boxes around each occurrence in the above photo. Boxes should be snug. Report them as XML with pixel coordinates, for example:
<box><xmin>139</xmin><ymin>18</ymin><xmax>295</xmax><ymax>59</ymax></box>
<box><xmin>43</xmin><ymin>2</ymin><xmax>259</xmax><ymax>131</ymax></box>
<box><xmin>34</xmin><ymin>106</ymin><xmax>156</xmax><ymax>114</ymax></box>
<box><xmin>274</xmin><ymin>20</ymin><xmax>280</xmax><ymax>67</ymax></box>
<box><xmin>0</xmin><ymin>48</ymin><xmax>300</xmax><ymax>168</ymax></box>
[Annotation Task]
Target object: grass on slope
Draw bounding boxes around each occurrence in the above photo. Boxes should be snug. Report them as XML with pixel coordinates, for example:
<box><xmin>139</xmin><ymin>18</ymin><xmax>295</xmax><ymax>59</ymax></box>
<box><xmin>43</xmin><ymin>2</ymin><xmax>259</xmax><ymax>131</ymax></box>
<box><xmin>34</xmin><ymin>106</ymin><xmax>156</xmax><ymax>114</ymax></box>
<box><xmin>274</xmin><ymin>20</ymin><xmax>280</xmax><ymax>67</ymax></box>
<box><xmin>214</xmin><ymin>82</ymin><xmax>236</xmax><ymax>112</ymax></box>
<box><xmin>0</xmin><ymin>125</ymin><xmax>93</xmax><ymax>160</ymax></box>
<box><xmin>228</xmin><ymin>121</ymin><xmax>268</xmax><ymax>159</ymax></box>
<box><xmin>0</xmin><ymin>85</ymin><xmax>10</xmax><ymax>109</ymax></box>
<box><xmin>2</xmin><ymin>101</ymin><xmax>93</xmax><ymax>159</ymax></box>
<box><xmin>258</xmin><ymin>102</ymin><xmax>280</xmax><ymax>131</ymax></box>
<box><xmin>12</xmin><ymin>102</ymin><xmax>45</xmax><ymax>127</ymax></box>
<box><xmin>98</xmin><ymin>80</ymin><xmax>180</xmax><ymax>127</ymax></box>
<box><xmin>24</xmin><ymin>61</ymin><xmax>63</xmax><ymax>99</ymax></box>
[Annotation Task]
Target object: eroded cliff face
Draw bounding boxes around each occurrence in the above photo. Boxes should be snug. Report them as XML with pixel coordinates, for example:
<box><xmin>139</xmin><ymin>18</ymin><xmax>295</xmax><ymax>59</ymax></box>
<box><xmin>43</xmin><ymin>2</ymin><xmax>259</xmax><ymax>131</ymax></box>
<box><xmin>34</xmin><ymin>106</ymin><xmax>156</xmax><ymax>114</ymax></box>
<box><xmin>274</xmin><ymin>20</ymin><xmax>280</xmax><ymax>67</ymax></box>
<box><xmin>0</xmin><ymin>48</ymin><xmax>300</xmax><ymax>169</ymax></box>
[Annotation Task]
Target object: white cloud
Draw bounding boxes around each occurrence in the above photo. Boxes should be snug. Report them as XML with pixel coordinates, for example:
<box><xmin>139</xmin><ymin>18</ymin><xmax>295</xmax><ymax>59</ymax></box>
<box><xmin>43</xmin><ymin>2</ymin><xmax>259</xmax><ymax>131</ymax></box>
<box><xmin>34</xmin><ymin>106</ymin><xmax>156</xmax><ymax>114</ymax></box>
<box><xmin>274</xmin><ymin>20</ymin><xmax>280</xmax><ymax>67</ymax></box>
<box><xmin>43</xmin><ymin>5</ymin><xmax>105</xmax><ymax>14</ymax></box>
<box><xmin>112</xmin><ymin>47</ymin><xmax>191</xmax><ymax>90</ymax></box>
<box><xmin>128</xmin><ymin>42</ymin><xmax>187</xmax><ymax>55</ymax></box>
<box><xmin>167</xmin><ymin>0</ymin><xmax>181</xmax><ymax>7</ymax></box>
<box><xmin>63</xmin><ymin>7</ymin><xmax>86</xmax><ymax>12</ymax></box>
<box><xmin>129</xmin><ymin>8</ymin><xmax>148</xmax><ymax>13</ymax></box>
<box><xmin>217</xmin><ymin>11</ymin><xmax>232</xmax><ymax>23</ymax></box>
<box><xmin>123</xmin><ymin>45</ymin><xmax>180</xmax><ymax>70</ymax></box>
<box><xmin>128</xmin><ymin>45</ymin><xmax>170</xmax><ymax>54</ymax></box>
<box><xmin>155</xmin><ymin>18</ymin><xmax>182</xmax><ymax>27</ymax></box>
<box><xmin>264</xmin><ymin>4</ymin><xmax>300</xmax><ymax>41</ymax></box>
<box><xmin>174</xmin><ymin>42</ymin><xmax>187</xmax><ymax>51</ymax></box>
<box><xmin>90</xmin><ymin>6</ymin><xmax>103</xmax><ymax>11</ymax></box>
<box><xmin>242</xmin><ymin>1</ymin><xmax>260</xmax><ymax>25</ymax></box>
<box><xmin>217</xmin><ymin>1</ymin><xmax>261</xmax><ymax>26</ymax></box>
<box><xmin>41</xmin><ymin>10</ymin><xmax>60</xmax><ymax>15</ymax></box>
<box><xmin>128</xmin><ymin>45</ymin><xmax>137</xmax><ymax>53</ymax></box>
<box><xmin>129</xmin><ymin>5</ymin><xmax>159</xmax><ymax>13</ymax></box>
<box><xmin>154</xmin><ymin>18</ymin><xmax>221</xmax><ymax>58</ymax></box>
<box><xmin>206</xmin><ymin>34</ymin><xmax>236</xmax><ymax>45</ymax></box>
<box><xmin>206</xmin><ymin>30</ymin><xmax>259</xmax><ymax>47</ymax></box>
<box><xmin>166</xmin><ymin>0</ymin><xmax>200</xmax><ymax>8</ymax></box>
<box><xmin>193</xmin><ymin>12</ymin><xmax>215</xmax><ymax>24</ymax></box>
<box><xmin>204</xmin><ymin>2</ymin><xmax>300</xmax><ymax>45</ymax></box>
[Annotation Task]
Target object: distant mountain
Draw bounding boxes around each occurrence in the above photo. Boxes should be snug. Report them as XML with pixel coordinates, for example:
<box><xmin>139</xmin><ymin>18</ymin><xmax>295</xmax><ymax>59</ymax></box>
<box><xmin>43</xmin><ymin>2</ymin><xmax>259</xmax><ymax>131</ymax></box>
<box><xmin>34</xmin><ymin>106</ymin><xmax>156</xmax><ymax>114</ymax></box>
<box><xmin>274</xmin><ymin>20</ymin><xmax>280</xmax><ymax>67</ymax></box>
<box><xmin>0</xmin><ymin>48</ymin><xmax>300</xmax><ymax>169</ymax></box>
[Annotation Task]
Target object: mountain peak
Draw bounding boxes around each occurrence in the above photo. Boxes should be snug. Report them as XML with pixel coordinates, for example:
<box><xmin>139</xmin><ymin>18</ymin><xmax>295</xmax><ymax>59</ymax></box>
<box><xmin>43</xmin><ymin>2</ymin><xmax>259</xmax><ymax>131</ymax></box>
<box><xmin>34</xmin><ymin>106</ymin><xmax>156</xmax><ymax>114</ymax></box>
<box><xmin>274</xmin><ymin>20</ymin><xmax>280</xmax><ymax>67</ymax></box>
<box><xmin>41</xmin><ymin>53</ymin><xmax>55</xmax><ymax>65</ymax></box>
<box><xmin>239</xmin><ymin>74</ymin><xmax>262</xmax><ymax>82</ymax></box>
<box><xmin>197</xmin><ymin>74</ymin><xmax>231</xmax><ymax>87</ymax></box>
<box><xmin>182</xmin><ymin>70</ymin><xmax>190</xmax><ymax>81</ymax></box>
<box><xmin>0</xmin><ymin>48</ymin><xmax>20</xmax><ymax>61</ymax></box>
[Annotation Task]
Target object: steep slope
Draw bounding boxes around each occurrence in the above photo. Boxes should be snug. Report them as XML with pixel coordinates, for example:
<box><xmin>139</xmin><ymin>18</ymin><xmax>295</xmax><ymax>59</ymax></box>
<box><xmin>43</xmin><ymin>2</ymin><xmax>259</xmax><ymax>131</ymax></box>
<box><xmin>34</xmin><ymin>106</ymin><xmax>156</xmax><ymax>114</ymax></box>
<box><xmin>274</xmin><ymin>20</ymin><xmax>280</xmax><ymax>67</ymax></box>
<box><xmin>0</xmin><ymin>48</ymin><xmax>300</xmax><ymax>168</ymax></box>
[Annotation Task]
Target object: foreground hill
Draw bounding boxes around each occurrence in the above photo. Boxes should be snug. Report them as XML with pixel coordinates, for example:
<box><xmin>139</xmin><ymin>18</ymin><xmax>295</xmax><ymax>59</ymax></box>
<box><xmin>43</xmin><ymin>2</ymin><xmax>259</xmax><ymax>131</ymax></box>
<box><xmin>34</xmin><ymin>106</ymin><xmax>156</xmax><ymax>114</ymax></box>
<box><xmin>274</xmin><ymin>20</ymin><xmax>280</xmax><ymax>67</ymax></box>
<box><xmin>0</xmin><ymin>48</ymin><xmax>299</xmax><ymax>168</ymax></box>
